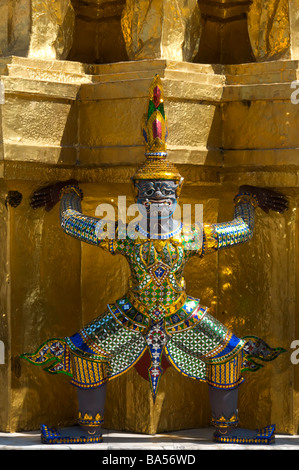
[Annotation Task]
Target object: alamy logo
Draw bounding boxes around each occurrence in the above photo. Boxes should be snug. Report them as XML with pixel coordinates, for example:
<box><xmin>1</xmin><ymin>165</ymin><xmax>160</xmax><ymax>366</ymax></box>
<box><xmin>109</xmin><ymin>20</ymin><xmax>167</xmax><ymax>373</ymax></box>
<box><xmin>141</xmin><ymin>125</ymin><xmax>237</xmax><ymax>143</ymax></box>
<box><xmin>291</xmin><ymin>80</ymin><xmax>299</xmax><ymax>104</ymax></box>
<box><xmin>290</xmin><ymin>340</ymin><xmax>299</xmax><ymax>364</ymax></box>
<box><xmin>94</xmin><ymin>197</ymin><xmax>204</xmax><ymax>250</ymax></box>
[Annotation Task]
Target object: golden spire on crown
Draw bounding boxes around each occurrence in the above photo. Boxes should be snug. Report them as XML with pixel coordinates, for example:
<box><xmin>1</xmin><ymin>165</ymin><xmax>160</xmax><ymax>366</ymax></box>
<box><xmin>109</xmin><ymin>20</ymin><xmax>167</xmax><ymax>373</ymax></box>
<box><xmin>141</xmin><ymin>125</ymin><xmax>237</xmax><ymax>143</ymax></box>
<box><xmin>132</xmin><ymin>75</ymin><xmax>182</xmax><ymax>184</ymax></box>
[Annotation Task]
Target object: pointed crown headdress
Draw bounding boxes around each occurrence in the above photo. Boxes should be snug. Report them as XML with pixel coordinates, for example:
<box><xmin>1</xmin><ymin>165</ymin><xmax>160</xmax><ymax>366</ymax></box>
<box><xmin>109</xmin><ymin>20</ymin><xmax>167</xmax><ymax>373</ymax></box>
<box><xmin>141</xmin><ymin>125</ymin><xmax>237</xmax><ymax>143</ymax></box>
<box><xmin>132</xmin><ymin>75</ymin><xmax>183</xmax><ymax>191</ymax></box>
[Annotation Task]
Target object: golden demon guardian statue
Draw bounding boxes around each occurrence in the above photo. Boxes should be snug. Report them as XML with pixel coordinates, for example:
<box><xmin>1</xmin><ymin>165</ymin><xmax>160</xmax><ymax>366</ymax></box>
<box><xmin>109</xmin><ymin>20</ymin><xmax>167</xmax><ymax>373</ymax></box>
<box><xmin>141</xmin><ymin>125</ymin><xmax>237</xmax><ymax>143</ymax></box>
<box><xmin>22</xmin><ymin>75</ymin><xmax>288</xmax><ymax>445</ymax></box>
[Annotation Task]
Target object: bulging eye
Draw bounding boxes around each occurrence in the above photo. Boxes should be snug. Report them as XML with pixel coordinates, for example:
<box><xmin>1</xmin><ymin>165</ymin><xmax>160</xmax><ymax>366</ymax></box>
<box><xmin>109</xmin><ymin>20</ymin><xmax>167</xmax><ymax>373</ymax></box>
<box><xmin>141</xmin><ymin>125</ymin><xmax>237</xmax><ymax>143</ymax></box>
<box><xmin>145</xmin><ymin>189</ymin><xmax>155</xmax><ymax>197</ymax></box>
<box><xmin>162</xmin><ymin>189</ymin><xmax>173</xmax><ymax>196</ymax></box>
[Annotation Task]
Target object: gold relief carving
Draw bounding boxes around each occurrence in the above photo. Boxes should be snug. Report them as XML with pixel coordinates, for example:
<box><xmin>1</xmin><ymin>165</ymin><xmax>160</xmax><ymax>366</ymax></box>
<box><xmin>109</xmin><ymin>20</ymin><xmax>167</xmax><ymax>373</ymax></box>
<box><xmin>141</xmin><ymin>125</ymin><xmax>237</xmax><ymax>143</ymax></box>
<box><xmin>29</xmin><ymin>0</ymin><xmax>75</xmax><ymax>60</ymax></box>
<box><xmin>195</xmin><ymin>0</ymin><xmax>292</xmax><ymax>64</ymax></box>
<box><xmin>0</xmin><ymin>0</ymin><xmax>75</xmax><ymax>60</ymax></box>
<box><xmin>0</xmin><ymin>0</ymin><xmax>128</xmax><ymax>63</ymax></box>
<box><xmin>0</xmin><ymin>0</ymin><xmax>296</xmax><ymax>64</ymax></box>
<box><xmin>247</xmin><ymin>0</ymin><xmax>290</xmax><ymax>61</ymax></box>
<box><xmin>289</xmin><ymin>0</ymin><xmax>299</xmax><ymax>58</ymax></box>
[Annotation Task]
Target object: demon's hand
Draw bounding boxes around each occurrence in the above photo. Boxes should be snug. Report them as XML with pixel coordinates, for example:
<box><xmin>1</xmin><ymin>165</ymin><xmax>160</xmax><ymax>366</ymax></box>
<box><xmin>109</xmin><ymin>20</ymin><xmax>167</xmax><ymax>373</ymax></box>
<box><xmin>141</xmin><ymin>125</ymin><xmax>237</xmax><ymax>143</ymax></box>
<box><xmin>30</xmin><ymin>179</ymin><xmax>78</xmax><ymax>212</ymax></box>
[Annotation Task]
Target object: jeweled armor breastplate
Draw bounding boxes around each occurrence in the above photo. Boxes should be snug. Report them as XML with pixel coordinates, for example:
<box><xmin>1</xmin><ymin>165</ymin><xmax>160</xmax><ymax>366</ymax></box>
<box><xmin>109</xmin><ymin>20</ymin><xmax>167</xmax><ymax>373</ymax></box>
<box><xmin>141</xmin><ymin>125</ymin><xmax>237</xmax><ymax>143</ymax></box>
<box><xmin>126</xmin><ymin>238</ymin><xmax>189</xmax><ymax>322</ymax></box>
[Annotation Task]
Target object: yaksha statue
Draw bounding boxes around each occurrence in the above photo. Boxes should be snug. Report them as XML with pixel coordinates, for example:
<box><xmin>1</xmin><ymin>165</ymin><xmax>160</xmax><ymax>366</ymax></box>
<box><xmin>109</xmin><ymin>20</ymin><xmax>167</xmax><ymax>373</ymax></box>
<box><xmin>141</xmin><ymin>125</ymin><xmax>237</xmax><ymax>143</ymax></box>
<box><xmin>22</xmin><ymin>75</ymin><xmax>288</xmax><ymax>445</ymax></box>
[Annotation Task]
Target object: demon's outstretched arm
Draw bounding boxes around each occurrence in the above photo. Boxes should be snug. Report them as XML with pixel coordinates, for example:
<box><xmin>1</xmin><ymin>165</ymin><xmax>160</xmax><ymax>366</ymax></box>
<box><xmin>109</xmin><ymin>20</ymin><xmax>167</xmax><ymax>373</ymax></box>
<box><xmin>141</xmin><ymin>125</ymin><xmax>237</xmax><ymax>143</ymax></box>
<box><xmin>201</xmin><ymin>185</ymin><xmax>288</xmax><ymax>255</ymax></box>
<box><xmin>30</xmin><ymin>180</ymin><xmax>115</xmax><ymax>248</ymax></box>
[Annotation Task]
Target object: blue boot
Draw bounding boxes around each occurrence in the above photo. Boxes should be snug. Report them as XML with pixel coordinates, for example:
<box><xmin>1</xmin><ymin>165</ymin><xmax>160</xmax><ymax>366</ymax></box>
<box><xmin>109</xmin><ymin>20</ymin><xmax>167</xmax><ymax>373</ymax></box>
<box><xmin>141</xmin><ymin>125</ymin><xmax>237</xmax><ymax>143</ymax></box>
<box><xmin>209</xmin><ymin>386</ymin><xmax>276</xmax><ymax>445</ymax></box>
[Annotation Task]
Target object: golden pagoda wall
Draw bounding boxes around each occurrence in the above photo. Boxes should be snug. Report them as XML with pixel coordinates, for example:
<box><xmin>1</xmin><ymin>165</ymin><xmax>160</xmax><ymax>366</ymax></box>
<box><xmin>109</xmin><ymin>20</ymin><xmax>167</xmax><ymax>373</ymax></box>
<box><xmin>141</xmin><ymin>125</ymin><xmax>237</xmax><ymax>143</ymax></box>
<box><xmin>219</xmin><ymin>59</ymin><xmax>299</xmax><ymax>434</ymax></box>
<box><xmin>0</xmin><ymin>0</ymin><xmax>296</xmax><ymax>64</ymax></box>
<box><xmin>0</xmin><ymin>0</ymin><xmax>299</xmax><ymax>436</ymax></box>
